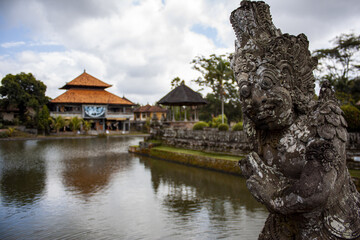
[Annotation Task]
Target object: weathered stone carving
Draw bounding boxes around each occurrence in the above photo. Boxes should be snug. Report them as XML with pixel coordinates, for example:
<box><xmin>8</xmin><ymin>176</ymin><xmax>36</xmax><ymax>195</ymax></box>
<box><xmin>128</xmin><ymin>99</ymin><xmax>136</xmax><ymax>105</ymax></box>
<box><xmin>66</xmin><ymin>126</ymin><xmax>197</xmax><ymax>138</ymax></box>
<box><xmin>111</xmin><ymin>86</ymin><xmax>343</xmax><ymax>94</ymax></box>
<box><xmin>230</xmin><ymin>1</ymin><xmax>360</xmax><ymax>239</ymax></box>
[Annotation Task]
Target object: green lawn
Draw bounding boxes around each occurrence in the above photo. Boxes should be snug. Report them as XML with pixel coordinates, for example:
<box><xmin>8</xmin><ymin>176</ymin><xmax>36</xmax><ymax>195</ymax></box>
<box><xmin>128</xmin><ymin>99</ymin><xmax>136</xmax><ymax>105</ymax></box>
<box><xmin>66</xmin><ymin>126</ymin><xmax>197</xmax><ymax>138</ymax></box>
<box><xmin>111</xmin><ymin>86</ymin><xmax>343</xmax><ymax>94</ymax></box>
<box><xmin>349</xmin><ymin>169</ymin><xmax>360</xmax><ymax>178</ymax></box>
<box><xmin>152</xmin><ymin>146</ymin><xmax>243</xmax><ymax>162</ymax></box>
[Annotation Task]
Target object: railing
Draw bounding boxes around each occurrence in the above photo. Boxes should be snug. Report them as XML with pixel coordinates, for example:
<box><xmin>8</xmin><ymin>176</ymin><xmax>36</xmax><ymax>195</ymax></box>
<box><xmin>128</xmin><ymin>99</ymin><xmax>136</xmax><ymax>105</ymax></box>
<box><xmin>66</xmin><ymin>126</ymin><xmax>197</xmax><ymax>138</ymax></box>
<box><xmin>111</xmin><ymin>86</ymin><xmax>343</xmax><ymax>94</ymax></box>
<box><xmin>50</xmin><ymin>112</ymin><xmax>82</xmax><ymax>118</ymax></box>
<box><xmin>50</xmin><ymin>111</ymin><xmax>133</xmax><ymax>120</ymax></box>
<box><xmin>106</xmin><ymin>112</ymin><xmax>133</xmax><ymax>119</ymax></box>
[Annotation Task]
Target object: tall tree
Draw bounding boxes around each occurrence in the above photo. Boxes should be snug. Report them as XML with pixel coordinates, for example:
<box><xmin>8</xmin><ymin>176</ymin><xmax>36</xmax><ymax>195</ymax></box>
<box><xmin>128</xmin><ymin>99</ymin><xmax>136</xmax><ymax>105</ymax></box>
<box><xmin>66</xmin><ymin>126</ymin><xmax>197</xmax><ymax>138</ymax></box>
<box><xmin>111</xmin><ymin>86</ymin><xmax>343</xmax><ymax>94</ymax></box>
<box><xmin>198</xmin><ymin>93</ymin><xmax>242</xmax><ymax>123</ymax></box>
<box><xmin>170</xmin><ymin>77</ymin><xmax>185</xmax><ymax>89</ymax></box>
<box><xmin>69</xmin><ymin>117</ymin><xmax>83</xmax><ymax>133</ymax></box>
<box><xmin>192</xmin><ymin>54</ymin><xmax>238</xmax><ymax>123</ymax></box>
<box><xmin>50</xmin><ymin>116</ymin><xmax>66</xmax><ymax>133</ymax></box>
<box><xmin>37</xmin><ymin>105</ymin><xmax>50</xmax><ymax>135</ymax></box>
<box><xmin>313</xmin><ymin>33</ymin><xmax>360</xmax><ymax>104</ymax></box>
<box><xmin>0</xmin><ymin>72</ymin><xmax>49</xmax><ymax>122</ymax></box>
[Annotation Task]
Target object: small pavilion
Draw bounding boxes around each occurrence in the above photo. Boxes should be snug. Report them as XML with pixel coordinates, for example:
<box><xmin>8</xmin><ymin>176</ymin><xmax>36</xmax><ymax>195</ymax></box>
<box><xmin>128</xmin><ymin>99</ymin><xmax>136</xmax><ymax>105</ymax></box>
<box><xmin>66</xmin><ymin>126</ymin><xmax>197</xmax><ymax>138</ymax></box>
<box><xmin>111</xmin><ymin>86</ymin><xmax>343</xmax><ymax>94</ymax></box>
<box><xmin>158</xmin><ymin>83</ymin><xmax>207</xmax><ymax>125</ymax></box>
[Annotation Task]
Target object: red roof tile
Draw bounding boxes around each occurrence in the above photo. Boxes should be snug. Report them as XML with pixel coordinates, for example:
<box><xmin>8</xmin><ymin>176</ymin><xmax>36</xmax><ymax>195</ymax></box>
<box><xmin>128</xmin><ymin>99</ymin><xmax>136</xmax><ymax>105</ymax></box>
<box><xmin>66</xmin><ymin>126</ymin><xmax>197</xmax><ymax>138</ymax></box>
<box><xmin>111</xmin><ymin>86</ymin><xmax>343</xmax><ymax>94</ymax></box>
<box><xmin>60</xmin><ymin>71</ymin><xmax>112</xmax><ymax>89</ymax></box>
<box><xmin>51</xmin><ymin>89</ymin><xmax>134</xmax><ymax>105</ymax></box>
<box><xmin>134</xmin><ymin>104</ymin><xmax>167</xmax><ymax>113</ymax></box>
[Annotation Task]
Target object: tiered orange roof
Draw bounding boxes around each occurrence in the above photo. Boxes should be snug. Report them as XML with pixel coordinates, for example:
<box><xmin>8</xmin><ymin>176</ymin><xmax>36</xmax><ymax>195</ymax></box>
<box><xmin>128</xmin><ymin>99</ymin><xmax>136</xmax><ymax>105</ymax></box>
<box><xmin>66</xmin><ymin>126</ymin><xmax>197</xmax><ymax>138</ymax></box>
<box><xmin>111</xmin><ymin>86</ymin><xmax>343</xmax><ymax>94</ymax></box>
<box><xmin>60</xmin><ymin>71</ymin><xmax>112</xmax><ymax>89</ymax></box>
<box><xmin>134</xmin><ymin>104</ymin><xmax>167</xmax><ymax>113</ymax></box>
<box><xmin>51</xmin><ymin>89</ymin><xmax>134</xmax><ymax>105</ymax></box>
<box><xmin>51</xmin><ymin>71</ymin><xmax>134</xmax><ymax>105</ymax></box>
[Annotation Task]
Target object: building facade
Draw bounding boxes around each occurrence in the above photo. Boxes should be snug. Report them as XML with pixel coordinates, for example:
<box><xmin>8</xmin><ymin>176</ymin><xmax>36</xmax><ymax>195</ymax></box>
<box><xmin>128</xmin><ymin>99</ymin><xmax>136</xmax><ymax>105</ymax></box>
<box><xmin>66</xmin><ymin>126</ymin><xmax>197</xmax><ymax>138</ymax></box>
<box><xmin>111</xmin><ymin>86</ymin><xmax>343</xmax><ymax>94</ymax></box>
<box><xmin>133</xmin><ymin>104</ymin><xmax>167</xmax><ymax>122</ymax></box>
<box><xmin>50</xmin><ymin>71</ymin><xmax>134</xmax><ymax>132</ymax></box>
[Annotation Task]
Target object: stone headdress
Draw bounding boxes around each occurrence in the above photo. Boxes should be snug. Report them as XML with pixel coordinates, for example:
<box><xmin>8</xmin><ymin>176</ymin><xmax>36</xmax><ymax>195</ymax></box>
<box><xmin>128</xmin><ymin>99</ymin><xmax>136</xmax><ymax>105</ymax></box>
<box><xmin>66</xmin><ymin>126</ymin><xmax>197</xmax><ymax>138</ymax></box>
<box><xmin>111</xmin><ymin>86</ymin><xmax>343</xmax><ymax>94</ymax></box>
<box><xmin>230</xmin><ymin>0</ymin><xmax>318</xmax><ymax>114</ymax></box>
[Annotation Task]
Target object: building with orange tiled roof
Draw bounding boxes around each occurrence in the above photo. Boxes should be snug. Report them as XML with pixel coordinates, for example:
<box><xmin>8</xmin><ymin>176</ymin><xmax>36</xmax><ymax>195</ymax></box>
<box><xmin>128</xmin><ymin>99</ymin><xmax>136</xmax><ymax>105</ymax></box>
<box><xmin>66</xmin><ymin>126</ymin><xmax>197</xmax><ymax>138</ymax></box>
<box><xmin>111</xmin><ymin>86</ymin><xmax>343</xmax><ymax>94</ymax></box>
<box><xmin>50</xmin><ymin>71</ymin><xmax>135</xmax><ymax>132</ymax></box>
<box><xmin>133</xmin><ymin>104</ymin><xmax>167</xmax><ymax>121</ymax></box>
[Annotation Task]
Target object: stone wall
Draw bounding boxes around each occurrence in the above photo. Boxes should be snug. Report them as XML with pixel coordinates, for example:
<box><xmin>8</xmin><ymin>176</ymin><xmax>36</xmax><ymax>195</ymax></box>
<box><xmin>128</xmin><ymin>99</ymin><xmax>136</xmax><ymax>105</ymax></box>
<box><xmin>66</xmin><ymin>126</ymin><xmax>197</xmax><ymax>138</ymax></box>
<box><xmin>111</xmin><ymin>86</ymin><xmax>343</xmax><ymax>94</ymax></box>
<box><xmin>153</xmin><ymin>128</ymin><xmax>252</xmax><ymax>156</ymax></box>
<box><xmin>153</xmin><ymin>128</ymin><xmax>360</xmax><ymax>158</ymax></box>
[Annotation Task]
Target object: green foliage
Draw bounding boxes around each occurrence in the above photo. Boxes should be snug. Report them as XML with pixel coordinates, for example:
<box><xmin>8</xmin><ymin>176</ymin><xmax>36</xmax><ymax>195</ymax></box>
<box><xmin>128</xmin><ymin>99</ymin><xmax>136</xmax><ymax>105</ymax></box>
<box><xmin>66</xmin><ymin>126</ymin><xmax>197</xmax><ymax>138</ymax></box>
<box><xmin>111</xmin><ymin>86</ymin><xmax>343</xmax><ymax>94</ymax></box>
<box><xmin>171</xmin><ymin>77</ymin><xmax>185</xmax><ymax>89</ymax></box>
<box><xmin>50</xmin><ymin>115</ymin><xmax>67</xmax><ymax>133</ymax></box>
<box><xmin>192</xmin><ymin>54</ymin><xmax>242</xmax><ymax>123</ymax></box>
<box><xmin>7</xmin><ymin>127</ymin><xmax>15</xmax><ymax>137</ymax></box>
<box><xmin>0</xmin><ymin>72</ymin><xmax>49</xmax><ymax>123</ymax></box>
<box><xmin>140</xmin><ymin>117</ymin><xmax>151</xmax><ymax>133</ymax></box>
<box><xmin>0</xmin><ymin>131</ymin><xmax>9</xmax><ymax>138</ymax></box>
<box><xmin>211</xmin><ymin>114</ymin><xmax>228</xmax><ymax>128</ymax></box>
<box><xmin>83</xmin><ymin>120</ymin><xmax>92</xmax><ymax>133</ymax></box>
<box><xmin>152</xmin><ymin>145</ymin><xmax>242</xmax><ymax>162</ymax></box>
<box><xmin>313</xmin><ymin>33</ymin><xmax>360</xmax><ymax>104</ymax></box>
<box><xmin>192</xmin><ymin>54</ymin><xmax>237</xmax><ymax>101</ymax></box>
<box><xmin>198</xmin><ymin>93</ymin><xmax>242</xmax><ymax>123</ymax></box>
<box><xmin>192</xmin><ymin>121</ymin><xmax>209</xmax><ymax>130</ymax></box>
<box><xmin>69</xmin><ymin>117</ymin><xmax>83</xmax><ymax>132</ymax></box>
<box><xmin>218</xmin><ymin>123</ymin><xmax>229</xmax><ymax>131</ymax></box>
<box><xmin>232</xmin><ymin>122</ymin><xmax>243</xmax><ymax>131</ymax></box>
<box><xmin>341</xmin><ymin>104</ymin><xmax>360</xmax><ymax>132</ymax></box>
<box><xmin>37</xmin><ymin>105</ymin><xmax>50</xmax><ymax>134</ymax></box>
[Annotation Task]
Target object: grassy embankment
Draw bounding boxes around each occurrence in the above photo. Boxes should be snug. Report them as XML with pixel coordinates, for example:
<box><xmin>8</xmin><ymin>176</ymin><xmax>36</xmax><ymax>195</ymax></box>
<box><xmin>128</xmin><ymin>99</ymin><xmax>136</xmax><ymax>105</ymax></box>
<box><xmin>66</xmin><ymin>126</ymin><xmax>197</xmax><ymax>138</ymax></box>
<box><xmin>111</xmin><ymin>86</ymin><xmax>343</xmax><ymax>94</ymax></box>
<box><xmin>133</xmin><ymin>141</ymin><xmax>360</xmax><ymax>187</ymax></box>
<box><xmin>349</xmin><ymin>170</ymin><xmax>360</xmax><ymax>178</ymax></box>
<box><xmin>130</xmin><ymin>142</ymin><xmax>243</xmax><ymax>175</ymax></box>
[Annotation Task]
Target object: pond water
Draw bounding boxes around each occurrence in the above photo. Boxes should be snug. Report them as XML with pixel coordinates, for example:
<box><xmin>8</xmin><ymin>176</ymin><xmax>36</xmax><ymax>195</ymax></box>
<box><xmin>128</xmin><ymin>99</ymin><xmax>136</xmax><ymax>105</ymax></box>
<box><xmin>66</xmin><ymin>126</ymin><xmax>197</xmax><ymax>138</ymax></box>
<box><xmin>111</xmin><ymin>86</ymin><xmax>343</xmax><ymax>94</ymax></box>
<box><xmin>0</xmin><ymin>136</ymin><xmax>267</xmax><ymax>239</ymax></box>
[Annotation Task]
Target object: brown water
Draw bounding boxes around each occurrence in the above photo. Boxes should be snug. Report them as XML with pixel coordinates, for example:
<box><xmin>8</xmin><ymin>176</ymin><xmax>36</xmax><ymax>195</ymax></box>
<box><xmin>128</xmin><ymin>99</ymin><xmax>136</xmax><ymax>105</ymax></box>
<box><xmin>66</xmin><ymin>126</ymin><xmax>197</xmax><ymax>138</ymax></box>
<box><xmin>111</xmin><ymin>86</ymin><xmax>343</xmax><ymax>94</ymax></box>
<box><xmin>0</xmin><ymin>136</ymin><xmax>267</xmax><ymax>239</ymax></box>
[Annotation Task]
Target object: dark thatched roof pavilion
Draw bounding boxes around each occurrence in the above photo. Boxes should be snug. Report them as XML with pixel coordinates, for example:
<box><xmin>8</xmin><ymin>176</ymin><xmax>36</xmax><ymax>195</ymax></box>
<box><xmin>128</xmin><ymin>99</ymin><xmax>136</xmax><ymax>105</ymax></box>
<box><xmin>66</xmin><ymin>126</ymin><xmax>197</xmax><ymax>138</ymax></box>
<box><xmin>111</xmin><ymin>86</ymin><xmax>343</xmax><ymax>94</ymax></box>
<box><xmin>158</xmin><ymin>83</ymin><xmax>207</xmax><ymax>106</ymax></box>
<box><xmin>158</xmin><ymin>83</ymin><xmax>206</xmax><ymax>123</ymax></box>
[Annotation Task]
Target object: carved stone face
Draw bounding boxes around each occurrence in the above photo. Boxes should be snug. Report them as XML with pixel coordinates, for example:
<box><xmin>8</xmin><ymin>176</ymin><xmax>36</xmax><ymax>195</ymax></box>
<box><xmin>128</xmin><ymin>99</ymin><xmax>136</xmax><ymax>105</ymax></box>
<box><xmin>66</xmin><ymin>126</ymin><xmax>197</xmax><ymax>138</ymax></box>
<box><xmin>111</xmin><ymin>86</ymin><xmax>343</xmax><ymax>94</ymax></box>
<box><xmin>239</xmin><ymin>64</ymin><xmax>294</xmax><ymax>130</ymax></box>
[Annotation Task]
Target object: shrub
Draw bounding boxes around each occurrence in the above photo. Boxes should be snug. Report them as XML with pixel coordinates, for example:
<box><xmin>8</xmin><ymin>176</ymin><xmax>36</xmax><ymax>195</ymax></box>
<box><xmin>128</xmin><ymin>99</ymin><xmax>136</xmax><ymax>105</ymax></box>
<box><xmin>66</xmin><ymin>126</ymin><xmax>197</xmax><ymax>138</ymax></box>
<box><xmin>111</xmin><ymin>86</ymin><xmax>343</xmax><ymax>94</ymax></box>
<box><xmin>0</xmin><ymin>131</ymin><xmax>9</xmax><ymax>138</ymax></box>
<box><xmin>193</xmin><ymin>121</ymin><xmax>209</xmax><ymax>131</ymax></box>
<box><xmin>69</xmin><ymin>116</ymin><xmax>83</xmax><ymax>132</ymax></box>
<box><xmin>211</xmin><ymin>115</ymin><xmax>228</xmax><ymax>128</ymax></box>
<box><xmin>7</xmin><ymin>127</ymin><xmax>15</xmax><ymax>137</ymax></box>
<box><xmin>218</xmin><ymin>123</ymin><xmax>229</xmax><ymax>131</ymax></box>
<box><xmin>341</xmin><ymin>104</ymin><xmax>360</xmax><ymax>132</ymax></box>
<box><xmin>232</xmin><ymin>122</ymin><xmax>243</xmax><ymax>131</ymax></box>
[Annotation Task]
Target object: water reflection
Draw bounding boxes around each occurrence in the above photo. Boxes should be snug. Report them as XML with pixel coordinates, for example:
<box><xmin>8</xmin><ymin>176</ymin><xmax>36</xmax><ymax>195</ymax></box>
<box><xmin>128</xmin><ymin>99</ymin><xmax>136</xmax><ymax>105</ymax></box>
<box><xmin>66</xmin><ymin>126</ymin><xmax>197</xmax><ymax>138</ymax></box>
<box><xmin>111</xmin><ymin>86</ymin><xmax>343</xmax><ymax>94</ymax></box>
<box><xmin>0</xmin><ymin>140</ymin><xmax>46</xmax><ymax>207</ymax></box>
<box><xmin>0</xmin><ymin>137</ymin><xmax>267</xmax><ymax>239</ymax></box>
<box><xmin>62</xmin><ymin>153</ymin><xmax>132</xmax><ymax>198</ymax></box>
<box><xmin>139</xmin><ymin>156</ymin><xmax>267</xmax><ymax>239</ymax></box>
<box><xmin>140</xmin><ymin>156</ymin><xmax>264</xmax><ymax>212</ymax></box>
<box><xmin>1</xmin><ymin>168</ymin><xmax>45</xmax><ymax>207</ymax></box>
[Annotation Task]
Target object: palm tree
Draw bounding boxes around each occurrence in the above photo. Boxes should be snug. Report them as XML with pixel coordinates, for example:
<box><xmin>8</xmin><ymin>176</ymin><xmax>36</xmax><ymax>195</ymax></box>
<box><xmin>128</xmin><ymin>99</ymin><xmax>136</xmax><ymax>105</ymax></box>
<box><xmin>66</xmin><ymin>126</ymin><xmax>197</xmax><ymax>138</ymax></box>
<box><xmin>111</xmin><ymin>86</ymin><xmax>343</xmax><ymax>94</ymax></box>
<box><xmin>49</xmin><ymin>116</ymin><xmax>66</xmax><ymax>133</ymax></box>
<box><xmin>69</xmin><ymin>117</ymin><xmax>83</xmax><ymax>133</ymax></box>
<box><xmin>83</xmin><ymin>120</ymin><xmax>92</xmax><ymax>134</ymax></box>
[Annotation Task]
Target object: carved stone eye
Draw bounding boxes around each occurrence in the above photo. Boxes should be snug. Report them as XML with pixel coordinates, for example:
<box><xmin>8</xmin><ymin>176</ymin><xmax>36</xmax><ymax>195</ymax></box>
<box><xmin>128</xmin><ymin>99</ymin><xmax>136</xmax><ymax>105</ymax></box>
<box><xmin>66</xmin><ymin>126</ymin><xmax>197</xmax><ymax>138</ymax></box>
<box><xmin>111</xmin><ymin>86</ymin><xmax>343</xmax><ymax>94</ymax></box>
<box><xmin>240</xmin><ymin>84</ymin><xmax>251</xmax><ymax>98</ymax></box>
<box><xmin>260</xmin><ymin>76</ymin><xmax>273</xmax><ymax>90</ymax></box>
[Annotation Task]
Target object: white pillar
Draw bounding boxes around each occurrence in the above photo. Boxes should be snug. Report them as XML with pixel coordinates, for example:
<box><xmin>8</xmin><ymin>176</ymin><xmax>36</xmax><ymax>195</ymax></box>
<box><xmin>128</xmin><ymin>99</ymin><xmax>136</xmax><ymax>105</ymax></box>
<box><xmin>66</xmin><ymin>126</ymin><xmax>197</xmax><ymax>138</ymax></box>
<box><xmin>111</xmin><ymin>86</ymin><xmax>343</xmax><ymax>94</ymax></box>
<box><xmin>172</xmin><ymin>106</ymin><xmax>175</xmax><ymax>121</ymax></box>
<box><xmin>184</xmin><ymin>106</ymin><xmax>187</xmax><ymax>121</ymax></box>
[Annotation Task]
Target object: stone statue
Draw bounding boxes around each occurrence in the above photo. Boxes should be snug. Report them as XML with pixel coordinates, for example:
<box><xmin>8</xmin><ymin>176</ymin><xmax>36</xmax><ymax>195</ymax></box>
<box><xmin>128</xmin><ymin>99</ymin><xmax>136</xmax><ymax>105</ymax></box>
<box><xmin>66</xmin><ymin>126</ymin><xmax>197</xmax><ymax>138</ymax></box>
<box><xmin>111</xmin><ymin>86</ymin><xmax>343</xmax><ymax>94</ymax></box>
<box><xmin>230</xmin><ymin>1</ymin><xmax>360</xmax><ymax>239</ymax></box>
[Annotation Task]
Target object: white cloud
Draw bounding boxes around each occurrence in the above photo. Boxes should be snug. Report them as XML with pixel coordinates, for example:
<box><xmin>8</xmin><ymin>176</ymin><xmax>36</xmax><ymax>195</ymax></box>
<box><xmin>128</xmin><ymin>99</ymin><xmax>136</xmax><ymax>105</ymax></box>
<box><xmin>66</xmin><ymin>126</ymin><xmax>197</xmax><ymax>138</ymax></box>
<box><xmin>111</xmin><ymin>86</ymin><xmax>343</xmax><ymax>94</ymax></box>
<box><xmin>1</xmin><ymin>41</ymin><xmax>26</xmax><ymax>48</ymax></box>
<box><xmin>0</xmin><ymin>0</ymin><xmax>359</xmax><ymax>104</ymax></box>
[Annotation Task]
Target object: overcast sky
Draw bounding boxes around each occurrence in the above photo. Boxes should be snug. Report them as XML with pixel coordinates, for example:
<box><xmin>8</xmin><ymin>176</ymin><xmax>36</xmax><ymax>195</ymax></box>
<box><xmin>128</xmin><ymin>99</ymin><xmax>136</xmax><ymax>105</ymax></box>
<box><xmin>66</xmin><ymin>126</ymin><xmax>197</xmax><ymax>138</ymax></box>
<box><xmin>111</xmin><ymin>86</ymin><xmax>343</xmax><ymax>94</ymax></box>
<box><xmin>0</xmin><ymin>0</ymin><xmax>359</xmax><ymax>105</ymax></box>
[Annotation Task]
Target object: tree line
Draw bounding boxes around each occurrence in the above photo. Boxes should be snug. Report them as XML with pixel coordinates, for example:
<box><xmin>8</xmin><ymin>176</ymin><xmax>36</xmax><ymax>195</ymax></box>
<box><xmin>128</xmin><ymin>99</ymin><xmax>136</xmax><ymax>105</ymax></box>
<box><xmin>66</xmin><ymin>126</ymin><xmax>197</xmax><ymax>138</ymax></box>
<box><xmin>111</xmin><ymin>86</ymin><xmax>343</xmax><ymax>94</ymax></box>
<box><xmin>1</xmin><ymin>32</ymin><xmax>359</xmax><ymax>133</ymax></box>
<box><xmin>0</xmin><ymin>73</ymin><xmax>93</xmax><ymax>135</ymax></box>
<box><xmin>171</xmin><ymin>33</ymin><xmax>360</xmax><ymax>131</ymax></box>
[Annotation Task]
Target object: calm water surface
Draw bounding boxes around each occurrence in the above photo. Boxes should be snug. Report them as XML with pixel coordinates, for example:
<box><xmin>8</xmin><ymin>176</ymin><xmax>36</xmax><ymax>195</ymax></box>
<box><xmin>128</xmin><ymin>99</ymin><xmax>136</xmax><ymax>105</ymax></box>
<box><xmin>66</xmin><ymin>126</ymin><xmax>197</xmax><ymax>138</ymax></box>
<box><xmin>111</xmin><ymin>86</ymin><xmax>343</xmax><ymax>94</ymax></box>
<box><xmin>0</xmin><ymin>136</ymin><xmax>267</xmax><ymax>239</ymax></box>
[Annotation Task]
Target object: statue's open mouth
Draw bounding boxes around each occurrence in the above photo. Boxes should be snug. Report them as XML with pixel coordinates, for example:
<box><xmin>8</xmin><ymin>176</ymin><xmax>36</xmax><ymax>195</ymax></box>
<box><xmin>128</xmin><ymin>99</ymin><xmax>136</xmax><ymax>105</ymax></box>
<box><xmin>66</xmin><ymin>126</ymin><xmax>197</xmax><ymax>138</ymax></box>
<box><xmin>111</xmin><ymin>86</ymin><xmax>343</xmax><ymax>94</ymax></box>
<box><xmin>256</xmin><ymin>101</ymin><xmax>278</xmax><ymax>121</ymax></box>
<box><xmin>257</xmin><ymin>109</ymin><xmax>275</xmax><ymax>120</ymax></box>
